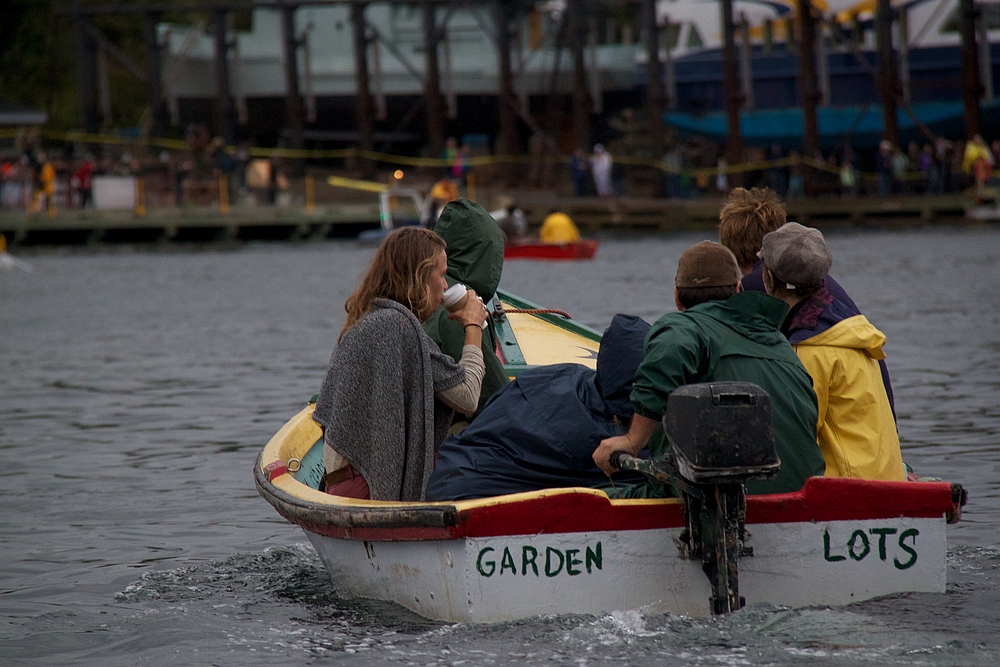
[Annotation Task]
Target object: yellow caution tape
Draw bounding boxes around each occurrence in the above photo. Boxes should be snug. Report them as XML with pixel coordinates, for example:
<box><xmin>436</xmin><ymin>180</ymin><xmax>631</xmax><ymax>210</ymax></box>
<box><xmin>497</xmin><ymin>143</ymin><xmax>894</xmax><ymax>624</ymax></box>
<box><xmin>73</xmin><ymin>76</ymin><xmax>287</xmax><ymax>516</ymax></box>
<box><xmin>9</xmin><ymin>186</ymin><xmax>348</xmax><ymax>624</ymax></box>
<box><xmin>13</xmin><ymin>126</ymin><xmax>997</xmax><ymax>183</ymax></box>
<box><xmin>326</xmin><ymin>175</ymin><xmax>389</xmax><ymax>193</ymax></box>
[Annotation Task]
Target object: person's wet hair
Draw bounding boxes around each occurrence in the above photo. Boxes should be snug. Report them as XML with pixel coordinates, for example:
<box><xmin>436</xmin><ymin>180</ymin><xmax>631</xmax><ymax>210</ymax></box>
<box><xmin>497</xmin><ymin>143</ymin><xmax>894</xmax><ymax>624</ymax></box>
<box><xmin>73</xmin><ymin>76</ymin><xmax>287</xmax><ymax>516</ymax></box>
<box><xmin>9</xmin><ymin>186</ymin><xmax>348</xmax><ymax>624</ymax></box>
<box><xmin>718</xmin><ymin>187</ymin><xmax>786</xmax><ymax>269</ymax></box>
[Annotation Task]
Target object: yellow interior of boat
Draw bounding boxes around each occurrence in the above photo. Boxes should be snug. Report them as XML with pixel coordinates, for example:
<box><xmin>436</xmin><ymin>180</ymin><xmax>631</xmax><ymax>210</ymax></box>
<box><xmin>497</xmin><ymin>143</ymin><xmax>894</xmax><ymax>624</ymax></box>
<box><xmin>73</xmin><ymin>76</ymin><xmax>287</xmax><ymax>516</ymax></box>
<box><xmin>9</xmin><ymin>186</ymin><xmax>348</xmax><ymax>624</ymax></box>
<box><xmin>263</xmin><ymin>405</ymin><xmax>678</xmax><ymax>509</ymax></box>
<box><xmin>261</xmin><ymin>304</ymin><xmax>677</xmax><ymax>508</ymax></box>
<box><xmin>504</xmin><ymin>310</ymin><xmax>599</xmax><ymax>369</ymax></box>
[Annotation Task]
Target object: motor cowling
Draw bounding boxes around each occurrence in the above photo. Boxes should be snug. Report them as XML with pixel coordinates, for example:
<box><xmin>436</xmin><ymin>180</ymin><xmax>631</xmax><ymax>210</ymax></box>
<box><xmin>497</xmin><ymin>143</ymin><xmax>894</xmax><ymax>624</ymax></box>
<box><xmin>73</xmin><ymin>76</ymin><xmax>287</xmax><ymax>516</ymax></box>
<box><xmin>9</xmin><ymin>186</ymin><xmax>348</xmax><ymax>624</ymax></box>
<box><xmin>665</xmin><ymin>382</ymin><xmax>780</xmax><ymax>485</ymax></box>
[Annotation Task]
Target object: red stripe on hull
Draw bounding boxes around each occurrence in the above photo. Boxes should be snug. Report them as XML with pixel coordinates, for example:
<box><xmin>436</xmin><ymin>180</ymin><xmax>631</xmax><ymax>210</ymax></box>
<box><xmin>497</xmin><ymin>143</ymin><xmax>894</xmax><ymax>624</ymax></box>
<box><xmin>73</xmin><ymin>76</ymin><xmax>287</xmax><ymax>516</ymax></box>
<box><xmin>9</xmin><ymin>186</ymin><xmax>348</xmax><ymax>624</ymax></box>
<box><xmin>456</xmin><ymin>491</ymin><xmax>686</xmax><ymax>538</ymax></box>
<box><xmin>279</xmin><ymin>478</ymin><xmax>960</xmax><ymax>543</ymax></box>
<box><xmin>746</xmin><ymin>477</ymin><xmax>959</xmax><ymax>525</ymax></box>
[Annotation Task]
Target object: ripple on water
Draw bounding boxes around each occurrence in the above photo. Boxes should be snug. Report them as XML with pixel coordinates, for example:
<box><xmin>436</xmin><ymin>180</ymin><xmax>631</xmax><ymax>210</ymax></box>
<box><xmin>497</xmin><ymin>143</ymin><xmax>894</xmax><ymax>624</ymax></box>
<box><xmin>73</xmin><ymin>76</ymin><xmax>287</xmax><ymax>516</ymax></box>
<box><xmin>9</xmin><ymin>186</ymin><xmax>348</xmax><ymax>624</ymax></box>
<box><xmin>2</xmin><ymin>232</ymin><xmax>1000</xmax><ymax>665</ymax></box>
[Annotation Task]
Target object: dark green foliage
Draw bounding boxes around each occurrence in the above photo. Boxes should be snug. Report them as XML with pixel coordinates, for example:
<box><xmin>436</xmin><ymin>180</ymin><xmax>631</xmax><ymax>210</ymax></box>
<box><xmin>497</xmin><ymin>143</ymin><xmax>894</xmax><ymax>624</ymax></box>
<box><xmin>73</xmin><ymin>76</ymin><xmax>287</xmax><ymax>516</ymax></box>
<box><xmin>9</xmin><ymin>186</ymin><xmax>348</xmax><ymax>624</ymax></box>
<box><xmin>0</xmin><ymin>0</ymin><xmax>223</xmax><ymax>131</ymax></box>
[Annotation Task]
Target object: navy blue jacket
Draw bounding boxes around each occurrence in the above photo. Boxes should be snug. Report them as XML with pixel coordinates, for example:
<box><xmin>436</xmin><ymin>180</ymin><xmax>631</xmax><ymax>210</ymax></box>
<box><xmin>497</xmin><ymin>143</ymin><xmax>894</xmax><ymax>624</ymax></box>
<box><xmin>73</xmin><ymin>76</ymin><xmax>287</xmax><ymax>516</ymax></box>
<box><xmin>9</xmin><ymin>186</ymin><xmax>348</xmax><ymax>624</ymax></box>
<box><xmin>426</xmin><ymin>314</ymin><xmax>650</xmax><ymax>500</ymax></box>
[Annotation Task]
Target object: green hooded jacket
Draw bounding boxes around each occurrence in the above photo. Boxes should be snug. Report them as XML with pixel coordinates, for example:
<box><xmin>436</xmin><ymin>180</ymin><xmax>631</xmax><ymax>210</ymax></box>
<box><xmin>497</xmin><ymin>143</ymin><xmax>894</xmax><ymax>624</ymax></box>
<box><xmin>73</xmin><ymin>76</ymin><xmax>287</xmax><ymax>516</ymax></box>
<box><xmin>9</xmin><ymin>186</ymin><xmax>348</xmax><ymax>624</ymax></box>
<box><xmin>616</xmin><ymin>291</ymin><xmax>824</xmax><ymax>497</ymax></box>
<box><xmin>423</xmin><ymin>199</ymin><xmax>509</xmax><ymax>417</ymax></box>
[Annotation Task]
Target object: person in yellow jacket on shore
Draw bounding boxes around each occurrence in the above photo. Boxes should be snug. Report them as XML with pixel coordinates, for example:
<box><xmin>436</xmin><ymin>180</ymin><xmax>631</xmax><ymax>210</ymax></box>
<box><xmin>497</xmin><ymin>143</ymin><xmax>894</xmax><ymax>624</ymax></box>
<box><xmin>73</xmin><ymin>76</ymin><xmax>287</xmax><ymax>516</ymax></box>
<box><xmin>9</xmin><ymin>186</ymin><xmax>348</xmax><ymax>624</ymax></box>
<box><xmin>31</xmin><ymin>152</ymin><xmax>56</xmax><ymax>216</ymax></box>
<box><xmin>760</xmin><ymin>223</ymin><xmax>905</xmax><ymax>481</ymax></box>
<box><xmin>962</xmin><ymin>134</ymin><xmax>995</xmax><ymax>203</ymax></box>
<box><xmin>539</xmin><ymin>211</ymin><xmax>580</xmax><ymax>244</ymax></box>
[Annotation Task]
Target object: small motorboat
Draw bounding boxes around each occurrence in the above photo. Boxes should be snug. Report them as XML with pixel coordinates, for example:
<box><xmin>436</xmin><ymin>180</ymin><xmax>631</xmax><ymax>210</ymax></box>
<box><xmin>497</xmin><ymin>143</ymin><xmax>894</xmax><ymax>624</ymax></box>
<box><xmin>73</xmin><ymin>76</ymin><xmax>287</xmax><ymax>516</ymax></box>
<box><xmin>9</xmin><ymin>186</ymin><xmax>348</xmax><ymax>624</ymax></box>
<box><xmin>504</xmin><ymin>239</ymin><xmax>599</xmax><ymax>260</ymax></box>
<box><xmin>255</xmin><ymin>290</ymin><xmax>965</xmax><ymax>622</ymax></box>
<box><xmin>355</xmin><ymin>186</ymin><xmax>430</xmax><ymax>244</ymax></box>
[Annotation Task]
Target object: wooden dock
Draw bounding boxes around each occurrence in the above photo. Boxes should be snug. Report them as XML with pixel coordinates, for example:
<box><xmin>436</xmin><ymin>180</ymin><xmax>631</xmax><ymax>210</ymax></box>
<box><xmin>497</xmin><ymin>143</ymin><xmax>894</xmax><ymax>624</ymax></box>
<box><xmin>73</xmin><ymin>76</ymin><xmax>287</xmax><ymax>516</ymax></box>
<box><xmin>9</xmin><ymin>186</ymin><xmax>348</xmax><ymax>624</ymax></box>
<box><xmin>0</xmin><ymin>203</ymin><xmax>382</xmax><ymax>245</ymax></box>
<box><xmin>512</xmin><ymin>193</ymin><xmax>981</xmax><ymax>233</ymax></box>
<box><xmin>0</xmin><ymin>194</ymin><xmax>988</xmax><ymax>246</ymax></box>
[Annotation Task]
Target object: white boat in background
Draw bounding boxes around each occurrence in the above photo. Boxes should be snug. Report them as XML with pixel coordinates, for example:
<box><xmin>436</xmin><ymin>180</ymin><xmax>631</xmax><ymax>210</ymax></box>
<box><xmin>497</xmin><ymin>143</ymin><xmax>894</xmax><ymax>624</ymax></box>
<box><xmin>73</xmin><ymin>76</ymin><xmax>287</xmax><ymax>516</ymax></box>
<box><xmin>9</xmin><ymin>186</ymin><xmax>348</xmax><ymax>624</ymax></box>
<box><xmin>255</xmin><ymin>290</ymin><xmax>967</xmax><ymax>622</ymax></box>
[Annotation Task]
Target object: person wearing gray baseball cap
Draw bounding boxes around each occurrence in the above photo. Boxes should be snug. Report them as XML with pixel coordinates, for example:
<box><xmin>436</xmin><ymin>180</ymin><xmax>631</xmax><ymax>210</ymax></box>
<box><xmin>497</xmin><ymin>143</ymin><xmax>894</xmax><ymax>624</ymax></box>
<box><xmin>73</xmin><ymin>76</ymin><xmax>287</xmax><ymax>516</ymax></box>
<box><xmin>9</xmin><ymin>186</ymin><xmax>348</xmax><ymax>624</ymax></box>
<box><xmin>593</xmin><ymin>241</ymin><xmax>825</xmax><ymax>496</ymax></box>
<box><xmin>718</xmin><ymin>188</ymin><xmax>897</xmax><ymax>421</ymax></box>
<box><xmin>759</xmin><ymin>223</ymin><xmax>905</xmax><ymax>481</ymax></box>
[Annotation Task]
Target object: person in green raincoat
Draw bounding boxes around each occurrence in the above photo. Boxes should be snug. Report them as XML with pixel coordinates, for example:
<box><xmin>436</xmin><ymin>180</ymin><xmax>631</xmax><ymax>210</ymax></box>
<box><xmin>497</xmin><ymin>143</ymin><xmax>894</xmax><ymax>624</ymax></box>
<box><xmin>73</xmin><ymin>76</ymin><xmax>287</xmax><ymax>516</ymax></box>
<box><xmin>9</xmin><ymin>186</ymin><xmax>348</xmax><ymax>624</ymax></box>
<box><xmin>593</xmin><ymin>241</ymin><xmax>824</xmax><ymax>496</ymax></box>
<box><xmin>423</xmin><ymin>199</ymin><xmax>509</xmax><ymax>419</ymax></box>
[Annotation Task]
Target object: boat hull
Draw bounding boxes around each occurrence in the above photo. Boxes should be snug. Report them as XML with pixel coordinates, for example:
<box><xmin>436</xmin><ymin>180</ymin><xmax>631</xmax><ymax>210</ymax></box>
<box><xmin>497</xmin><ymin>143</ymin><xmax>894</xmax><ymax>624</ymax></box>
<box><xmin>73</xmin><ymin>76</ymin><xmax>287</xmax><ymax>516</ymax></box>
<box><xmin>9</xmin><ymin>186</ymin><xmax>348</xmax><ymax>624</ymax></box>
<box><xmin>504</xmin><ymin>240</ymin><xmax>598</xmax><ymax>260</ymax></box>
<box><xmin>255</xmin><ymin>404</ymin><xmax>961</xmax><ymax>623</ymax></box>
<box><xmin>302</xmin><ymin>514</ymin><xmax>946</xmax><ymax>622</ymax></box>
<box><xmin>256</xmin><ymin>292</ymin><xmax>964</xmax><ymax>622</ymax></box>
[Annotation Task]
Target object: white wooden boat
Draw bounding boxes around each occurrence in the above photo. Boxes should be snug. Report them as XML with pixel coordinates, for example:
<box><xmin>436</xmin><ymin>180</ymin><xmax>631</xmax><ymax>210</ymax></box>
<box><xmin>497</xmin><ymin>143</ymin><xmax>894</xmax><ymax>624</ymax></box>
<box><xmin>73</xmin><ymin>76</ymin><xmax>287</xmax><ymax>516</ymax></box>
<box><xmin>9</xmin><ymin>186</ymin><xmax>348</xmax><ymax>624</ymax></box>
<box><xmin>255</xmin><ymin>290</ymin><xmax>966</xmax><ymax>622</ymax></box>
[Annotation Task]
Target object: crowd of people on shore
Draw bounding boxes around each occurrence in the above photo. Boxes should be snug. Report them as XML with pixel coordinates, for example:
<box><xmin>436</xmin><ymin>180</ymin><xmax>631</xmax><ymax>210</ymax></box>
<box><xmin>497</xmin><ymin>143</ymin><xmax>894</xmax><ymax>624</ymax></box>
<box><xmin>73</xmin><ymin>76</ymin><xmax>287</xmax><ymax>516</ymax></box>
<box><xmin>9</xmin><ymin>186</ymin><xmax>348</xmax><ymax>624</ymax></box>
<box><xmin>559</xmin><ymin>136</ymin><xmax>1000</xmax><ymax>200</ymax></box>
<box><xmin>314</xmin><ymin>187</ymin><xmax>905</xmax><ymax>502</ymax></box>
<box><xmin>0</xmin><ymin>125</ymin><xmax>283</xmax><ymax>212</ymax></box>
<box><xmin>4</xmin><ymin>128</ymin><xmax>997</xmax><ymax>213</ymax></box>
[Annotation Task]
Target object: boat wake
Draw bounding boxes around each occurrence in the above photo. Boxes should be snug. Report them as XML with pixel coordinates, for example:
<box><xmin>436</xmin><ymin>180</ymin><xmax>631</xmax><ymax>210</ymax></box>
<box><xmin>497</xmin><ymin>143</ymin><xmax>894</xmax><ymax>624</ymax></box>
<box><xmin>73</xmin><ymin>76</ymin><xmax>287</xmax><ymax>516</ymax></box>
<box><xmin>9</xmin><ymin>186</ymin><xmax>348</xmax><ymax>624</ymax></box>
<box><xmin>5</xmin><ymin>544</ymin><xmax>996</xmax><ymax>665</ymax></box>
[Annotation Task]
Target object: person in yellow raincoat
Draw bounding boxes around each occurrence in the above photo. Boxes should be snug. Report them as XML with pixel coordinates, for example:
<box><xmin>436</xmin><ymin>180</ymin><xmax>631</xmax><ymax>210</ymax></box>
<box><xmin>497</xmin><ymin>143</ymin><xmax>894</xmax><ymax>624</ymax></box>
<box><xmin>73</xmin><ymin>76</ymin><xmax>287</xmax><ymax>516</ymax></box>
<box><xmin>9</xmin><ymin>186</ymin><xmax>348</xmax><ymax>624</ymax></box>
<box><xmin>760</xmin><ymin>223</ymin><xmax>905</xmax><ymax>481</ymax></box>
<box><xmin>33</xmin><ymin>152</ymin><xmax>56</xmax><ymax>215</ymax></box>
<box><xmin>539</xmin><ymin>212</ymin><xmax>580</xmax><ymax>244</ymax></box>
<box><xmin>962</xmin><ymin>134</ymin><xmax>994</xmax><ymax>202</ymax></box>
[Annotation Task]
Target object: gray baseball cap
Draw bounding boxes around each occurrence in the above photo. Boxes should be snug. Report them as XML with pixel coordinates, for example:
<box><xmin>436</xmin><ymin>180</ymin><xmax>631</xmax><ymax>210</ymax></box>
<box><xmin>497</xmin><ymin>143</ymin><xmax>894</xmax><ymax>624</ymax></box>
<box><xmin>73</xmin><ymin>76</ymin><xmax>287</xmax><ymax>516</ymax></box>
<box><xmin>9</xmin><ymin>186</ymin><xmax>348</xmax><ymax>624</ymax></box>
<box><xmin>759</xmin><ymin>222</ymin><xmax>832</xmax><ymax>289</ymax></box>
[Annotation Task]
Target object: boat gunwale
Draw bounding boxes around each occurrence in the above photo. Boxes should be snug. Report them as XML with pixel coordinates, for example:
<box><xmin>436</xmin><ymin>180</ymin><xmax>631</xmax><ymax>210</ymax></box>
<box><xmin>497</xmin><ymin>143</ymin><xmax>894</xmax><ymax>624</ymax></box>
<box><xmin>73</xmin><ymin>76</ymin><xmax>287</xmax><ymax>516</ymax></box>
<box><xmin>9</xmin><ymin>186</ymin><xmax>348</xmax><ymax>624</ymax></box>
<box><xmin>496</xmin><ymin>288</ymin><xmax>602</xmax><ymax>342</ymax></box>
<box><xmin>255</xmin><ymin>292</ymin><xmax>965</xmax><ymax>542</ymax></box>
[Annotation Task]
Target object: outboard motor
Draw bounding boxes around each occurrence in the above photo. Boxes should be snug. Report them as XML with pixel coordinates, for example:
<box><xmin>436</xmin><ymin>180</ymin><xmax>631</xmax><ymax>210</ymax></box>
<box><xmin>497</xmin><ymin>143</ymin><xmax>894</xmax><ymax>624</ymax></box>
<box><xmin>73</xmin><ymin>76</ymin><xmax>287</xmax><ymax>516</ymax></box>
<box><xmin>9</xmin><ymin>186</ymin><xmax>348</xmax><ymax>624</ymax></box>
<box><xmin>611</xmin><ymin>382</ymin><xmax>779</xmax><ymax>615</ymax></box>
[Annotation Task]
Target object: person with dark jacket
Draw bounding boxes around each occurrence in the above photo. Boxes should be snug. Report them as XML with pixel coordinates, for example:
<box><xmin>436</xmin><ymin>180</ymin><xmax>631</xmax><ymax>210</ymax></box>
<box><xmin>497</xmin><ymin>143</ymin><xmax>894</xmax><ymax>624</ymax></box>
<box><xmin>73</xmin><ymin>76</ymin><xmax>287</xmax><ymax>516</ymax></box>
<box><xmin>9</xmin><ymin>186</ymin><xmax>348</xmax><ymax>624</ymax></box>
<box><xmin>593</xmin><ymin>242</ymin><xmax>824</xmax><ymax>496</ymax></box>
<box><xmin>423</xmin><ymin>199</ymin><xmax>509</xmax><ymax>418</ymax></box>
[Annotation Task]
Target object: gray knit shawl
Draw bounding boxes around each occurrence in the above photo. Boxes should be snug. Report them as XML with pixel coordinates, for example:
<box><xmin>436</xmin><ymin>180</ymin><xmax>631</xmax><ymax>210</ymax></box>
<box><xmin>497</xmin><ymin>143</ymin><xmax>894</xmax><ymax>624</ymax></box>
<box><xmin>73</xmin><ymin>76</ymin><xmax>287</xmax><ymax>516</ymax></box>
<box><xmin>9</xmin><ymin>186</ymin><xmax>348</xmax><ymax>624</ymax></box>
<box><xmin>313</xmin><ymin>298</ymin><xmax>466</xmax><ymax>501</ymax></box>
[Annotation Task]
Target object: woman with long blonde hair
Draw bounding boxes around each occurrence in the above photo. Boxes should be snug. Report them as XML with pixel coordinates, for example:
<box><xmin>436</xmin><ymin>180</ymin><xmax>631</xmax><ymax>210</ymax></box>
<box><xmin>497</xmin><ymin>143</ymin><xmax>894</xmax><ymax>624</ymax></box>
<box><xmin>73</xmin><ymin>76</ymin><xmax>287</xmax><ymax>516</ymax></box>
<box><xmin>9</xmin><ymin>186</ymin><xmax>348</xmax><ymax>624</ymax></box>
<box><xmin>312</xmin><ymin>227</ymin><xmax>488</xmax><ymax>501</ymax></box>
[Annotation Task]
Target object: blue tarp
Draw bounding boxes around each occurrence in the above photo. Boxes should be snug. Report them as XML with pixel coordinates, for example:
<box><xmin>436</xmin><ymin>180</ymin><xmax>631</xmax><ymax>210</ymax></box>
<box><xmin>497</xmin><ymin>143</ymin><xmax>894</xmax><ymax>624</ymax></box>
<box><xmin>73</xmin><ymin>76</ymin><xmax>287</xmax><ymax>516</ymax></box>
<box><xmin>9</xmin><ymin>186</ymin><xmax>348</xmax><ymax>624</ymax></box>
<box><xmin>426</xmin><ymin>314</ymin><xmax>651</xmax><ymax>501</ymax></box>
<box><xmin>663</xmin><ymin>100</ymin><xmax>1000</xmax><ymax>150</ymax></box>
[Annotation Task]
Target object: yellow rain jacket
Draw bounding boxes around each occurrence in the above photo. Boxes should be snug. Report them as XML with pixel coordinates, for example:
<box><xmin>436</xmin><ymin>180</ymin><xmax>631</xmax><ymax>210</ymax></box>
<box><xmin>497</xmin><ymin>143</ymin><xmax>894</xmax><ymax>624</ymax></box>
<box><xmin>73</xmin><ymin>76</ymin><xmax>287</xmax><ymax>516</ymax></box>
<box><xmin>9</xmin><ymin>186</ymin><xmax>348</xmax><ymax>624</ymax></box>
<box><xmin>539</xmin><ymin>212</ymin><xmax>580</xmax><ymax>244</ymax></box>
<box><xmin>793</xmin><ymin>314</ymin><xmax>906</xmax><ymax>481</ymax></box>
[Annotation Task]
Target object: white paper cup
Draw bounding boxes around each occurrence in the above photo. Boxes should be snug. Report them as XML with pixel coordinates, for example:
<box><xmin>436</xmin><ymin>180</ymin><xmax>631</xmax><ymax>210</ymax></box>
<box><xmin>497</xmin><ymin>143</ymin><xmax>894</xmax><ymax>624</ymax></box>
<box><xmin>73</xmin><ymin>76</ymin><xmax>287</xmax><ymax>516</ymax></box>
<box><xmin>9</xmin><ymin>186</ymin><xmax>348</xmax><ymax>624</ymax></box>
<box><xmin>443</xmin><ymin>283</ymin><xmax>469</xmax><ymax>313</ymax></box>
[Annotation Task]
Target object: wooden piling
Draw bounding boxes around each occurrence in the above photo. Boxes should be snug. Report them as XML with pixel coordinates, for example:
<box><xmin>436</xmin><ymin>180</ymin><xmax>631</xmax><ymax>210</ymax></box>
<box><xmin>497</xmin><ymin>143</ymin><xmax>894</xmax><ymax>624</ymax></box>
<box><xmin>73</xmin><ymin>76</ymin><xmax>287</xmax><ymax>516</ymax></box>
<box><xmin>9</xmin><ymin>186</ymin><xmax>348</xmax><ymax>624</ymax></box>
<box><xmin>143</xmin><ymin>12</ymin><xmax>166</xmax><ymax>138</ymax></box>
<box><xmin>351</xmin><ymin>2</ymin><xmax>376</xmax><ymax>177</ymax></box>
<box><xmin>281</xmin><ymin>4</ymin><xmax>306</xmax><ymax>175</ymax></box>
<box><xmin>798</xmin><ymin>0</ymin><xmax>820</xmax><ymax>194</ymax></box>
<box><xmin>720</xmin><ymin>0</ymin><xmax>743</xmax><ymax>186</ymax></box>
<box><xmin>569</xmin><ymin>0</ymin><xmax>590</xmax><ymax>151</ymax></box>
<box><xmin>423</xmin><ymin>3</ymin><xmax>445</xmax><ymax>159</ymax></box>
<box><xmin>643</xmin><ymin>0</ymin><xmax>665</xmax><ymax>193</ymax></box>
<box><xmin>212</xmin><ymin>9</ymin><xmax>236</xmax><ymax>144</ymax></box>
<box><xmin>496</xmin><ymin>0</ymin><xmax>518</xmax><ymax>184</ymax></box>
<box><xmin>959</xmin><ymin>0</ymin><xmax>983</xmax><ymax>138</ymax></box>
<box><xmin>876</xmin><ymin>0</ymin><xmax>898</xmax><ymax>145</ymax></box>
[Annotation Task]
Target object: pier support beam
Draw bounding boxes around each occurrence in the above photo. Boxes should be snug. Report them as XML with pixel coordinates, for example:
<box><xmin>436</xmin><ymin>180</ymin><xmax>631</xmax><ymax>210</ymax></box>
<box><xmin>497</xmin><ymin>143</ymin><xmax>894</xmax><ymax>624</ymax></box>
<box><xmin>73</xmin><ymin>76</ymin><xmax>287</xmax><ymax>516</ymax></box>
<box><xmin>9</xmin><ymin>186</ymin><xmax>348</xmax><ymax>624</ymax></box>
<box><xmin>897</xmin><ymin>7</ymin><xmax>911</xmax><ymax>105</ymax></box>
<box><xmin>738</xmin><ymin>14</ymin><xmax>754</xmax><ymax>110</ymax></box>
<box><xmin>495</xmin><ymin>0</ymin><xmax>518</xmax><ymax>184</ymax></box>
<box><xmin>978</xmin><ymin>6</ymin><xmax>994</xmax><ymax>101</ymax></box>
<box><xmin>282</xmin><ymin>3</ymin><xmax>306</xmax><ymax>175</ymax></box>
<box><xmin>875</xmin><ymin>0</ymin><xmax>898</xmax><ymax>146</ymax></box>
<box><xmin>351</xmin><ymin>2</ymin><xmax>376</xmax><ymax>177</ymax></box>
<box><xmin>643</xmin><ymin>0</ymin><xmax>665</xmax><ymax>193</ymax></box>
<box><xmin>423</xmin><ymin>3</ymin><xmax>446</xmax><ymax>159</ymax></box>
<box><xmin>569</xmin><ymin>0</ymin><xmax>590</xmax><ymax>151</ymax></box>
<box><xmin>73</xmin><ymin>10</ymin><xmax>101</xmax><ymax>136</ymax></box>
<box><xmin>720</xmin><ymin>0</ymin><xmax>743</xmax><ymax>186</ymax></box>
<box><xmin>959</xmin><ymin>0</ymin><xmax>982</xmax><ymax>138</ymax></box>
<box><xmin>212</xmin><ymin>9</ymin><xmax>236</xmax><ymax>145</ymax></box>
<box><xmin>797</xmin><ymin>0</ymin><xmax>820</xmax><ymax>194</ymax></box>
<box><xmin>143</xmin><ymin>12</ymin><xmax>167</xmax><ymax>137</ymax></box>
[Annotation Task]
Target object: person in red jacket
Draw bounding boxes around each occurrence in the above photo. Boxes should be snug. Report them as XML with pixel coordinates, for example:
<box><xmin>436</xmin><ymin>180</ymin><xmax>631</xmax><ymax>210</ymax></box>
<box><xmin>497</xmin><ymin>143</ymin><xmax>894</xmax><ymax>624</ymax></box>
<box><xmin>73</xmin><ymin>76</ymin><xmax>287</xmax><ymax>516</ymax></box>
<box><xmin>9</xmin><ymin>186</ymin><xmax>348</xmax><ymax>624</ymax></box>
<box><xmin>75</xmin><ymin>155</ymin><xmax>95</xmax><ymax>209</ymax></box>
